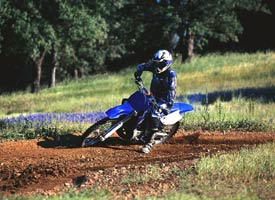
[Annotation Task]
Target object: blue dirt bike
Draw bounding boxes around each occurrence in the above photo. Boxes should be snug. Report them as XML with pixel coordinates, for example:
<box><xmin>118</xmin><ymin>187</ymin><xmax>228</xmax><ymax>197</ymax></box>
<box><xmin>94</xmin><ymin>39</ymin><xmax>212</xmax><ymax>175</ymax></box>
<box><xmin>81</xmin><ymin>80</ymin><xmax>193</xmax><ymax>147</ymax></box>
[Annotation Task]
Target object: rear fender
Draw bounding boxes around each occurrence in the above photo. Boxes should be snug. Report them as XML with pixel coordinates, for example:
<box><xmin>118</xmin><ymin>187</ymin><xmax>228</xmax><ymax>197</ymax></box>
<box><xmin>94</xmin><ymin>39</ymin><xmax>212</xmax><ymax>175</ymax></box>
<box><xmin>159</xmin><ymin>102</ymin><xmax>193</xmax><ymax>125</ymax></box>
<box><xmin>172</xmin><ymin>103</ymin><xmax>193</xmax><ymax>114</ymax></box>
<box><xmin>160</xmin><ymin>110</ymin><xmax>182</xmax><ymax>125</ymax></box>
<box><xmin>106</xmin><ymin>103</ymin><xmax>134</xmax><ymax>119</ymax></box>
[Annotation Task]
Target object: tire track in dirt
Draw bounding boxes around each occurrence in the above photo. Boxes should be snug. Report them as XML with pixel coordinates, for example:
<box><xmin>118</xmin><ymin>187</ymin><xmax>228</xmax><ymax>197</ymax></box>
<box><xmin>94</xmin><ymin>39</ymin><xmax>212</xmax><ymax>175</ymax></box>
<box><xmin>0</xmin><ymin>131</ymin><xmax>274</xmax><ymax>196</ymax></box>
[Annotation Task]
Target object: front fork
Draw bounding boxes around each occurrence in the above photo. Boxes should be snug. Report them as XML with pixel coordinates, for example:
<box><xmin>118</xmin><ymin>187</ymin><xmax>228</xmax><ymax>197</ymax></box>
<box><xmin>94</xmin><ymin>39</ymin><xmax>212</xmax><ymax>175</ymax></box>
<box><xmin>99</xmin><ymin>111</ymin><xmax>138</xmax><ymax>141</ymax></box>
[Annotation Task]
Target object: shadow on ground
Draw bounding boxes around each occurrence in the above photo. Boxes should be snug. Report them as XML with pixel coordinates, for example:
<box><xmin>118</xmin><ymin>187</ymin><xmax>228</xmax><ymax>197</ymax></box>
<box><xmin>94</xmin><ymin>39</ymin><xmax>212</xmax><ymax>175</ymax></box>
<box><xmin>37</xmin><ymin>134</ymin><xmax>83</xmax><ymax>148</ymax></box>
<box><xmin>37</xmin><ymin>131</ymin><xmax>275</xmax><ymax>149</ymax></box>
<box><xmin>37</xmin><ymin>134</ymin><xmax>139</xmax><ymax>149</ymax></box>
<box><xmin>178</xmin><ymin>86</ymin><xmax>275</xmax><ymax>104</ymax></box>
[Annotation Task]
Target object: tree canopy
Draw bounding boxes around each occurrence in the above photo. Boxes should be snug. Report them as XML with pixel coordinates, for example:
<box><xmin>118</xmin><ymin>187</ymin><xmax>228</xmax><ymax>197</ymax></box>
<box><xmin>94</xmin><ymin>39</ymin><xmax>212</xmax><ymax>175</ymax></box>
<box><xmin>0</xmin><ymin>0</ymin><xmax>273</xmax><ymax>93</ymax></box>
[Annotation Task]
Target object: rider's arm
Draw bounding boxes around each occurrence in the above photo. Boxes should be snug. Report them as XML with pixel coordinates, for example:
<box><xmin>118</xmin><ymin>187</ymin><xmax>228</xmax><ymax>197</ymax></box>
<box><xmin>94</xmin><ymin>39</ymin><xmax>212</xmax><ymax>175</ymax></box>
<box><xmin>166</xmin><ymin>71</ymin><xmax>177</xmax><ymax>109</ymax></box>
<box><xmin>134</xmin><ymin>63</ymin><xmax>154</xmax><ymax>79</ymax></box>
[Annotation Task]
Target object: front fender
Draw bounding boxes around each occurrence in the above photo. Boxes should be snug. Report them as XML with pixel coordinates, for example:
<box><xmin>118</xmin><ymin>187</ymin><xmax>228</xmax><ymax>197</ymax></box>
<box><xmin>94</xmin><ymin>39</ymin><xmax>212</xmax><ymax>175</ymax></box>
<box><xmin>106</xmin><ymin>103</ymin><xmax>134</xmax><ymax>119</ymax></box>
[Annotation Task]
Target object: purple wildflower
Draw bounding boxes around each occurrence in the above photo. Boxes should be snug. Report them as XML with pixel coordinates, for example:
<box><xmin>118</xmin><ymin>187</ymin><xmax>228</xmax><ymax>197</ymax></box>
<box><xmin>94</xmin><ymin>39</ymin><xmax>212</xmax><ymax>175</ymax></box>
<box><xmin>0</xmin><ymin>112</ymin><xmax>107</xmax><ymax>129</ymax></box>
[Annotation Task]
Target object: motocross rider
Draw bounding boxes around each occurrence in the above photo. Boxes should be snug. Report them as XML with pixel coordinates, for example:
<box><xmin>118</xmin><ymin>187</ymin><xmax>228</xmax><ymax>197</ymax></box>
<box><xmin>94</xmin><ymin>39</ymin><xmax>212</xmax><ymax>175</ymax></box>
<box><xmin>134</xmin><ymin>49</ymin><xmax>177</xmax><ymax>153</ymax></box>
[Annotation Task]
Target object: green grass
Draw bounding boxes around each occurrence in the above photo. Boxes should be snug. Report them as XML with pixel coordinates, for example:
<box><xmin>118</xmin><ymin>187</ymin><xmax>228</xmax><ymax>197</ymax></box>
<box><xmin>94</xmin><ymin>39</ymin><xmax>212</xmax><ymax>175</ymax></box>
<box><xmin>182</xmin><ymin>98</ymin><xmax>275</xmax><ymax>131</ymax></box>
<box><xmin>2</xmin><ymin>188</ymin><xmax>112</xmax><ymax>200</ymax></box>
<box><xmin>176</xmin><ymin>142</ymin><xmax>275</xmax><ymax>200</ymax></box>
<box><xmin>175</xmin><ymin>52</ymin><xmax>275</xmax><ymax>94</ymax></box>
<box><xmin>144</xmin><ymin>142</ymin><xmax>275</xmax><ymax>200</ymax></box>
<box><xmin>0</xmin><ymin>51</ymin><xmax>274</xmax><ymax>117</ymax></box>
<box><xmin>121</xmin><ymin>164</ymin><xmax>162</xmax><ymax>185</ymax></box>
<box><xmin>196</xmin><ymin>144</ymin><xmax>275</xmax><ymax>180</ymax></box>
<box><xmin>0</xmin><ymin>74</ymin><xmax>131</xmax><ymax>115</ymax></box>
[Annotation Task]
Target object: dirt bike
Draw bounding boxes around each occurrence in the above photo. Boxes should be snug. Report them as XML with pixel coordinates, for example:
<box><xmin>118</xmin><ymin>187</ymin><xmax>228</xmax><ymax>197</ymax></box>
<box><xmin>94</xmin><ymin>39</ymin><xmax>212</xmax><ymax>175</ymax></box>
<box><xmin>81</xmin><ymin>79</ymin><xmax>193</xmax><ymax>147</ymax></box>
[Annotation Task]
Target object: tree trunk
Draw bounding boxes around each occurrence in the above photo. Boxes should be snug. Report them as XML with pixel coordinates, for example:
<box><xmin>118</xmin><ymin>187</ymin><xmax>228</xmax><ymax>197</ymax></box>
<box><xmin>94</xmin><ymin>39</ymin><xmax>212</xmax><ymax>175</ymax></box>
<box><xmin>181</xmin><ymin>30</ymin><xmax>194</xmax><ymax>63</ymax></box>
<box><xmin>178</xmin><ymin>25</ymin><xmax>188</xmax><ymax>63</ymax></box>
<box><xmin>74</xmin><ymin>68</ymin><xmax>78</xmax><ymax>79</ymax></box>
<box><xmin>181</xmin><ymin>38</ymin><xmax>189</xmax><ymax>63</ymax></box>
<box><xmin>181</xmin><ymin>28</ymin><xmax>194</xmax><ymax>63</ymax></box>
<box><xmin>32</xmin><ymin>49</ymin><xmax>46</xmax><ymax>93</ymax></box>
<box><xmin>79</xmin><ymin>67</ymin><xmax>85</xmax><ymax>78</ymax></box>
<box><xmin>49</xmin><ymin>45</ymin><xmax>58</xmax><ymax>88</ymax></box>
<box><xmin>187</xmin><ymin>34</ymin><xmax>194</xmax><ymax>61</ymax></box>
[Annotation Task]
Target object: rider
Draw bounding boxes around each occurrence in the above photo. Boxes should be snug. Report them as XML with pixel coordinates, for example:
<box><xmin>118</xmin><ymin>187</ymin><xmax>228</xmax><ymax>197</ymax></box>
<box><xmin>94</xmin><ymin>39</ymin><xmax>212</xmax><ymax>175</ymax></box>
<box><xmin>134</xmin><ymin>49</ymin><xmax>177</xmax><ymax>153</ymax></box>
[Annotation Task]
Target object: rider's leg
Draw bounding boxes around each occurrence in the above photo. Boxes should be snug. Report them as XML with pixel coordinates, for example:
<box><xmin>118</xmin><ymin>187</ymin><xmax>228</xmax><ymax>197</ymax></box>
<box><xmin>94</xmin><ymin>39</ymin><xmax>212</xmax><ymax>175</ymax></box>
<box><xmin>141</xmin><ymin>116</ymin><xmax>160</xmax><ymax>153</ymax></box>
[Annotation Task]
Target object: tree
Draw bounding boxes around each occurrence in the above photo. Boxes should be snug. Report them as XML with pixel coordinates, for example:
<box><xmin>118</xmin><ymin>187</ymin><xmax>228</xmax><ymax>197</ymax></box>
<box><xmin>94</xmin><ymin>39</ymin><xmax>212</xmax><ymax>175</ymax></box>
<box><xmin>4</xmin><ymin>1</ymin><xmax>56</xmax><ymax>92</ymax></box>
<box><xmin>159</xmin><ymin>0</ymin><xmax>269</xmax><ymax>62</ymax></box>
<box><xmin>1</xmin><ymin>0</ymin><xmax>109</xmax><ymax>91</ymax></box>
<box><xmin>82</xmin><ymin>0</ymin><xmax>131</xmax><ymax>69</ymax></box>
<box><xmin>0</xmin><ymin>0</ymin><xmax>10</xmax><ymax>54</ymax></box>
<box><xmin>0</xmin><ymin>0</ymin><xmax>272</xmax><ymax>92</ymax></box>
<box><xmin>47</xmin><ymin>1</ymin><xmax>108</xmax><ymax>84</ymax></box>
<box><xmin>102</xmin><ymin>0</ymin><xmax>179</xmax><ymax>64</ymax></box>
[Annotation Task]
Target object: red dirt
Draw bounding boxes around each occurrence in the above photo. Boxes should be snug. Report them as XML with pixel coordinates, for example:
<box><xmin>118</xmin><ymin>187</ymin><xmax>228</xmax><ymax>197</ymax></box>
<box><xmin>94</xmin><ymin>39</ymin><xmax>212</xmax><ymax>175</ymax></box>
<box><xmin>0</xmin><ymin>131</ymin><xmax>275</xmax><ymax>198</ymax></box>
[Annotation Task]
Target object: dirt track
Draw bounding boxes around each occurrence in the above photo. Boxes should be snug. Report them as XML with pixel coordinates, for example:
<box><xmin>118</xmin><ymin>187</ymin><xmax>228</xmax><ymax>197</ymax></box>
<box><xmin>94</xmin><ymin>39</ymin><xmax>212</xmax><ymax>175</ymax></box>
<box><xmin>1</xmin><ymin>131</ymin><xmax>275</xmax><ymax>197</ymax></box>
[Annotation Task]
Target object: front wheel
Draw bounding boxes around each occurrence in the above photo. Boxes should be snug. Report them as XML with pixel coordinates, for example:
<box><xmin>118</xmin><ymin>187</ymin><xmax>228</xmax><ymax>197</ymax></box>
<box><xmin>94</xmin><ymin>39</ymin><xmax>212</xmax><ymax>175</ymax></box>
<box><xmin>81</xmin><ymin>117</ymin><xmax>115</xmax><ymax>147</ymax></box>
<box><xmin>116</xmin><ymin>116</ymin><xmax>139</xmax><ymax>140</ymax></box>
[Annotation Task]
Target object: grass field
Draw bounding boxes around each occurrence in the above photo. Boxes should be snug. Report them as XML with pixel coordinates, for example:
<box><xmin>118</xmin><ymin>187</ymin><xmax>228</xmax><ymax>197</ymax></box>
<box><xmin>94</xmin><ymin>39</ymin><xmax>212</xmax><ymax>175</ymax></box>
<box><xmin>0</xmin><ymin>51</ymin><xmax>274</xmax><ymax>116</ymax></box>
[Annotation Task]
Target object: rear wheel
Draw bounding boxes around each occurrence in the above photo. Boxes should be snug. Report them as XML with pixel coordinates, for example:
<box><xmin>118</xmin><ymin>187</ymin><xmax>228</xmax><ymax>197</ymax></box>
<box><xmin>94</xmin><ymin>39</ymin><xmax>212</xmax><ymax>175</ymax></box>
<box><xmin>152</xmin><ymin>122</ymin><xmax>180</xmax><ymax>145</ymax></box>
<box><xmin>163</xmin><ymin>121</ymin><xmax>180</xmax><ymax>139</ymax></box>
<box><xmin>81</xmin><ymin>118</ymin><xmax>116</xmax><ymax>147</ymax></box>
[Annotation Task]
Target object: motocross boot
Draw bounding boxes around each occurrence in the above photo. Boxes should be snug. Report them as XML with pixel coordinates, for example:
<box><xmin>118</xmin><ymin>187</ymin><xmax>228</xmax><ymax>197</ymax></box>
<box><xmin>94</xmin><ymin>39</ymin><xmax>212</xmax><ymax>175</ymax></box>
<box><xmin>141</xmin><ymin>130</ymin><xmax>170</xmax><ymax>153</ymax></box>
<box><xmin>141</xmin><ymin>112</ymin><xmax>168</xmax><ymax>153</ymax></box>
<box><xmin>140</xmin><ymin>128</ymin><xmax>158</xmax><ymax>153</ymax></box>
<box><xmin>141</xmin><ymin>142</ymin><xmax>153</xmax><ymax>153</ymax></box>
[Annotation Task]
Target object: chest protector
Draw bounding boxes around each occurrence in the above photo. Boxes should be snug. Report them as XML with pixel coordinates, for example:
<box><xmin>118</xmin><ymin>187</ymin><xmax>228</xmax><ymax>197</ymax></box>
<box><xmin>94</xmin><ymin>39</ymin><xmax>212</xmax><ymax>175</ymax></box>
<box><xmin>150</xmin><ymin>70</ymin><xmax>176</xmax><ymax>99</ymax></box>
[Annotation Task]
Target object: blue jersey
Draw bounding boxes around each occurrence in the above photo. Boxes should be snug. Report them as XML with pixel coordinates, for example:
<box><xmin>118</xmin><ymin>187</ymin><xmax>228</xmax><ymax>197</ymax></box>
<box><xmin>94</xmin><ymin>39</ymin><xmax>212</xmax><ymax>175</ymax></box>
<box><xmin>135</xmin><ymin>63</ymin><xmax>176</xmax><ymax>108</ymax></box>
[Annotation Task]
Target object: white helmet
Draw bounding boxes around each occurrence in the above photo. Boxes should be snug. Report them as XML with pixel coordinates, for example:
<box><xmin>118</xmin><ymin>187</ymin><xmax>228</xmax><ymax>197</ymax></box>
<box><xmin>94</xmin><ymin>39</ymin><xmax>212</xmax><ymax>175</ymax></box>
<box><xmin>152</xmin><ymin>50</ymin><xmax>172</xmax><ymax>73</ymax></box>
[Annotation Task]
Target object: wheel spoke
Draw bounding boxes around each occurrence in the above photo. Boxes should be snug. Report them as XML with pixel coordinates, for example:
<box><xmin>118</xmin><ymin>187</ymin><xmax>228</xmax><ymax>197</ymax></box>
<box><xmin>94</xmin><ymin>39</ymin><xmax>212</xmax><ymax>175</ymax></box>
<box><xmin>81</xmin><ymin>118</ymin><xmax>115</xmax><ymax>147</ymax></box>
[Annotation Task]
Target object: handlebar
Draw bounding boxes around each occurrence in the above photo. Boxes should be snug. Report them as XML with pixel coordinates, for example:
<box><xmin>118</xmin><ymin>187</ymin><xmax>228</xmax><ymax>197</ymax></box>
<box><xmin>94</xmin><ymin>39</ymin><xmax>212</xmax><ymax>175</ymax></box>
<box><xmin>134</xmin><ymin>78</ymin><xmax>151</xmax><ymax>96</ymax></box>
<box><xmin>134</xmin><ymin>78</ymin><xmax>162</xmax><ymax>112</ymax></box>
<box><xmin>134</xmin><ymin>78</ymin><xmax>147</xmax><ymax>93</ymax></box>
